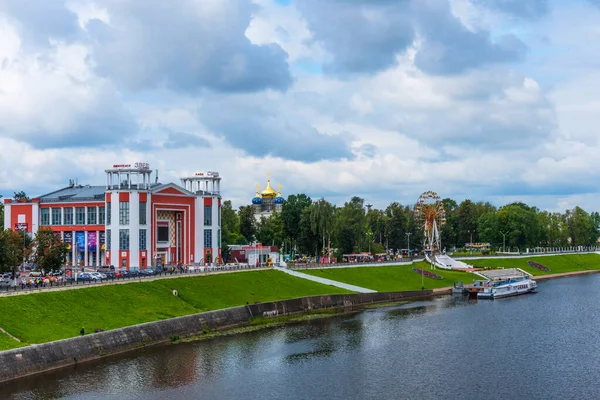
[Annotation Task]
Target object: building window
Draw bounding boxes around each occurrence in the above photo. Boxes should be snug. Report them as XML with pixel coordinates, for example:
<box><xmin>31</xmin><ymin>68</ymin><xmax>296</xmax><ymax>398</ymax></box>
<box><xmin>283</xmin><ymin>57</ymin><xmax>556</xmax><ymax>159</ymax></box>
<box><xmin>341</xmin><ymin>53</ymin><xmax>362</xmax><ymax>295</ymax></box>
<box><xmin>41</xmin><ymin>209</ymin><xmax>49</xmax><ymax>226</ymax></box>
<box><xmin>87</xmin><ymin>206</ymin><xmax>97</xmax><ymax>225</ymax></box>
<box><xmin>119</xmin><ymin>202</ymin><xmax>129</xmax><ymax>225</ymax></box>
<box><xmin>106</xmin><ymin>229</ymin><xmax>111</xmax><ymax>250</ymax></box>
<box><xmin>76</xmin><ymin>207</ymin><xmax>85</xmax><ymax>225</ymax></box>
<box><xmin>217</xmin><ymin>229</ymin><xmax>221</xmax><ymax>247</ymax></box>
<box><xmin>52</xmin><ymin>208</ymin><xmax>62</xmax><ymax>225</ymax></box>
<box><xmin>107</xmin><ymin>204</ymin><xmax>111</xmax><ymax>225</ymax></box>
<box><xmin>139</xmin><ymin>202</ymin><xmax>147</xmax><ymax>225</ymax></box>
<box><xmin>99</xmin><ymin>206</ymin><xmax>105</xmax><ymax>225</ymax></box>
<box><xmin>204</xmin><ymin>229</ymin><xmax>212</xmax><ymax>248</ymax></box>
<box><xmin>64</xmin><ymin>208</ymin><xmax>73</xmax><ymax>225</ymax></box>
<box><xmin>119</xmin><ymin>229</ymin><xmax>129</xmax><ymax>250</ymax></box>
<box><xmin>204</xmin><ymin>205</ymin><xmax>212</xmax><ymax>226</ymax></box>
<box><xmin>139</xmin><ymin>229</ymin><xmax>147</xmax><ymax>250</ymax></box>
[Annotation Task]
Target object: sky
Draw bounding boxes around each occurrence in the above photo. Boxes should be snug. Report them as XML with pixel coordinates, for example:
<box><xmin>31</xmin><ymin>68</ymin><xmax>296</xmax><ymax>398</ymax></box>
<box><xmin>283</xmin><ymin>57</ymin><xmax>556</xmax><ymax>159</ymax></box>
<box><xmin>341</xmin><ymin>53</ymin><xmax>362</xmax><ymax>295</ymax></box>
<box><xmin>0</xmin><ymin>0</ymin><xmax>599</xmax><ymax>212</ymax></box>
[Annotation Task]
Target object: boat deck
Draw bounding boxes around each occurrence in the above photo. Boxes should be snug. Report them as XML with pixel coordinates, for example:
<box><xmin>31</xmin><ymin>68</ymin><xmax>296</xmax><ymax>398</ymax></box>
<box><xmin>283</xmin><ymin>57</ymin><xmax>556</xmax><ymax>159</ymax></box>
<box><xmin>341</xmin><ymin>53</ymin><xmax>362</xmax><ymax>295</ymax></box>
<box><xmin>476</xmin><ymin>268</ymin><xmax>531</xmax><ymax>282</ymax></box>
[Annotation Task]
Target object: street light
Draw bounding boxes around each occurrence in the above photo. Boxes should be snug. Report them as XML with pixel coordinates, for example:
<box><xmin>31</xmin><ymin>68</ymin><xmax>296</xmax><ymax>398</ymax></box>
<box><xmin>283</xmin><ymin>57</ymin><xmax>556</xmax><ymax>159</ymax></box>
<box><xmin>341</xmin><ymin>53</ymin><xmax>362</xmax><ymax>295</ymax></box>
<box><xmin>405</xmin><ymin>232</ymin><xmax>412</xmax><ymax>259</ymax></box>
<box><xmin>500</xmin><ymin>231</ymin><xmax>507</xmax><ymax>253</ymax></box>
<box><xmin>468</xmin><ymin>230</ymin><xmax>475</xmax><ymax>252</ymax></box>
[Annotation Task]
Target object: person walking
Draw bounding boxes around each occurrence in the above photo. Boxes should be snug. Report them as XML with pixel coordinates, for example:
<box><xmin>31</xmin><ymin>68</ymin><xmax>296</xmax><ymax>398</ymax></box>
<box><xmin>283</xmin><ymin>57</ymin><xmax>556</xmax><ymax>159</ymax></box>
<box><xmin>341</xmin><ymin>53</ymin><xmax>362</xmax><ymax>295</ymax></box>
<box><xmin>80</xmin><ymin>327</ymin><xmax>85</xmax><ymax>336</ymax></box>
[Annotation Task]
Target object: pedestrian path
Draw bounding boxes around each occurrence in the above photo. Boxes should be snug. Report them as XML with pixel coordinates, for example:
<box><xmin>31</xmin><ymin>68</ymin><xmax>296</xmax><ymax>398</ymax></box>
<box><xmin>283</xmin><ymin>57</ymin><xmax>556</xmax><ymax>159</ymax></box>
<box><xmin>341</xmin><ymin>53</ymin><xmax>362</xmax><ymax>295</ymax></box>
<box><xmin>274</xmin><ymin>267</ymin><xmax>376</xmax><ymax>293</ymax></box>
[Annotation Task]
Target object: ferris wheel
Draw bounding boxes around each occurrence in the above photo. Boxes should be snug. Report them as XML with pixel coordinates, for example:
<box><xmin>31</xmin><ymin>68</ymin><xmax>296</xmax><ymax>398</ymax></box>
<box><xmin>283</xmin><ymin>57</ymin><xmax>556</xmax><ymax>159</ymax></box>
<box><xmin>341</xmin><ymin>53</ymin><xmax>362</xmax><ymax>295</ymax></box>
<box><xmin>414</xmin><ymin>191</ymin><xmax>446</xmax><ymax>256</ymax></box>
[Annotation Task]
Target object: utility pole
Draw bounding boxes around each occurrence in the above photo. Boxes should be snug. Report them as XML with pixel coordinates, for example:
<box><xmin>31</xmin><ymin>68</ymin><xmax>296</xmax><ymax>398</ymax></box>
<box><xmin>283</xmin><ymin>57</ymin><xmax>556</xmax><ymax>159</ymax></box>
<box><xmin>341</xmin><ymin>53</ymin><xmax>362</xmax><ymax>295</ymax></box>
<box><xmin>468</xmin><ymin>230</ymin><xmax>474</xmax><ymax>252</ymax></box>
<box><xmin>406</xmin><ymin>232</ymin><xmax>412</xmax><ymax>259</ymax></box>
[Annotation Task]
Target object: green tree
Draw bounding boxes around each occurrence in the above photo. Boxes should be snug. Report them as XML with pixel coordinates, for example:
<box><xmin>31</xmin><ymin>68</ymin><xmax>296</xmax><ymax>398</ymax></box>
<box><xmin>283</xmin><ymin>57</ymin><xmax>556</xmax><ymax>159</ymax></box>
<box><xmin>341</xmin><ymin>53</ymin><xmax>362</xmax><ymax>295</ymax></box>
<box><xmin>566</xmin><ymin>206</ymin><xmax>598</xmax><ymax>246</ymax></box>
<box><xmin>477</xmin><ymin>212</ymin><xmax>500</xmax><ymax>246</ymax></box>
<box><xmin>0</xmin><ymin>229</ymin><xmax>26</xmax><ymax>275</ymax></box>
<box><xmin>31</xmin><ymin>228</ymin><xmax>68</xmax><ymax>273</ymax></box>
<box><xmin>440</xmin><ymin>198</ymin><xmax>459</xmax><ymax>250</ymax></box>
<box><xmin>256</xmin><ymin>212</ymin><xmax>284</xmax><ymax>247</ymax></box>
<box><xmin>497</xmin><ymin>203</ymin><xmax>540</xmax><ymax>249</ymax></box>
<box><xmin>367</xmin><ymin>208</ymin><xmax>387</xmax><ymax>246</ymax></box>
<box><xmin>384</xmin><ymin>202</ymin><xmax>407</xmax><ymax>251</ymax></box>
<box><xmin>0</xmin><ymin>202</ymin><xmax>4</xmax><ymax>227</ymax></box>
<box><xmin>281</xmin><ymin>194</ymin><xmax>312</xmax><ymax>247</ymax></box>
<box><xmin>310</xmin><ymin>198</ymin><xmax>336</xmax><ymax>256</ymax></box>
<box><xmin>238</xmin><ymin>205</ymin><xmax>256</xmax><ymax>243</ymax></box>
<box><xmin>334</xmin><ymin>197</ymin><xmax>366</xmax><ymax>255</ymax></box>
<box><xmin>297</xmin><ymin>207</ymin><xmax>319</xmax><ymax>255</ymax></box>
<box><xmin>13</xmin><ymin>191</ymin><xmax>29</xmax><ymax>202</ymax></box>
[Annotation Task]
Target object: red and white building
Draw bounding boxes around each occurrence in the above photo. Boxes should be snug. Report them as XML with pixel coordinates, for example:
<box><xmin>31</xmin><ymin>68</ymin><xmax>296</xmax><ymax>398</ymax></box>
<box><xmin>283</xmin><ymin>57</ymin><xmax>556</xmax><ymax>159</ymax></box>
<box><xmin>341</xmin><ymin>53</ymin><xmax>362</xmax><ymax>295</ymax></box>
<box><xmin>3</xmin><ymin>163</ymin><xmax>222</xmax><ymax>270</ymax></box>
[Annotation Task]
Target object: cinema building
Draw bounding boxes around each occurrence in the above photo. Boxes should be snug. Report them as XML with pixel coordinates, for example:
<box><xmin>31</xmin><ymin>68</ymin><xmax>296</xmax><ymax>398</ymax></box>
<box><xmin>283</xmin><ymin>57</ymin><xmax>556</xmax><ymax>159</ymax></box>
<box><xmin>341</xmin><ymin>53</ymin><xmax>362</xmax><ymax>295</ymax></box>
<box><xmin>3</xmin><ymin>164</ymin><xmax>222</xmax><ymax>270</ymax></box>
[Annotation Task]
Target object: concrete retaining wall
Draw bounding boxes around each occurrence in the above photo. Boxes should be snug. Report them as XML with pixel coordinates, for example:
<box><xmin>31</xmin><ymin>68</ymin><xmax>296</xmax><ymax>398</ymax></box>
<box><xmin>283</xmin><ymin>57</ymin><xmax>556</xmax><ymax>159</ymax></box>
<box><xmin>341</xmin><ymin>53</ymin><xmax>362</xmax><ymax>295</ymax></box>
<box><xmin>0</xmin><ymin>290</ymin><xmax>434</xmax><ymax>383</ymax></box>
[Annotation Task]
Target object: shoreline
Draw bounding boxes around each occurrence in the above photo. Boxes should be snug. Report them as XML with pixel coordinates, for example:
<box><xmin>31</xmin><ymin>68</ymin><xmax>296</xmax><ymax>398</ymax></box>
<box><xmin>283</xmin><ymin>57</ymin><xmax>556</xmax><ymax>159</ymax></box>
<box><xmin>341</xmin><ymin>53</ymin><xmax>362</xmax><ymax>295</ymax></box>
<box><xmin>1</xmin><ymin>267</ymin><xmax>598</xmax><ymax>384</ymax></box>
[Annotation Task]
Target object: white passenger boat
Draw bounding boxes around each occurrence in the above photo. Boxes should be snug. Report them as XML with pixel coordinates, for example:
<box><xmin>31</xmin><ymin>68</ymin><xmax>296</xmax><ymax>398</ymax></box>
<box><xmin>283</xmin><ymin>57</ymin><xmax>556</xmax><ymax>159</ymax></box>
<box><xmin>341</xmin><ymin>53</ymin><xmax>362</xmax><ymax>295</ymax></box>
<box><xmin>477</xmin><ymin>278</ymin><xmax>537</xmax><ymax>299</ymax></box>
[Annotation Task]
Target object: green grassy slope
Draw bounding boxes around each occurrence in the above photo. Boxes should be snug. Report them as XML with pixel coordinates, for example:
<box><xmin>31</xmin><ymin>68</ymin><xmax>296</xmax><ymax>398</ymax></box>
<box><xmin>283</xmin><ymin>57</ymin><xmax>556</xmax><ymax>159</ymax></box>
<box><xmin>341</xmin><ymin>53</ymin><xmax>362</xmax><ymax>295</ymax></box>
<box><xmin>0</xmin><ymin>270</ymin><xmax>352</xmax><ymax>350</ymax></box>
<box><xmin>304</xmin><ymin>262</ymin><xmax>477</xmax><ymax>292</ymax></box>
<box><xmin>0</xmin><ymin>332</ymin><xmax>25</xmax><ymax>350</ymax></box>
<box><xmin>464</xmin><ymin>253</ymin><xmax>600</xmax><ymax>275</ymax></box>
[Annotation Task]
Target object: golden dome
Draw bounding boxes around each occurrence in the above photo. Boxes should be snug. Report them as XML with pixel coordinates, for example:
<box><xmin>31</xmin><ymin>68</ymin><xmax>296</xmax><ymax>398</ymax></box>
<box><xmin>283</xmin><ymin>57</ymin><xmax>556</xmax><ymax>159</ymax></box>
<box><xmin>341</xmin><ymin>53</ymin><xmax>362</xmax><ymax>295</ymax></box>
<box><xmin>261</xmin><ymin>180</ymin><xmax>277</xmax><ymax>198</ymax></box>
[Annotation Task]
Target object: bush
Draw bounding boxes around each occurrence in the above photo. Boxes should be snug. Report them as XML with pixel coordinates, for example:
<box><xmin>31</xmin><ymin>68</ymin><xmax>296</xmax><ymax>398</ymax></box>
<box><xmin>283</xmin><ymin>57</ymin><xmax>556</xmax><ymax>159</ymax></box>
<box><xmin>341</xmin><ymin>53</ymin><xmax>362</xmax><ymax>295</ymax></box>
<box><xmin>170</xmin><ymin>334</ymin><xmax>180</xmax><ymax>342</ymax></box>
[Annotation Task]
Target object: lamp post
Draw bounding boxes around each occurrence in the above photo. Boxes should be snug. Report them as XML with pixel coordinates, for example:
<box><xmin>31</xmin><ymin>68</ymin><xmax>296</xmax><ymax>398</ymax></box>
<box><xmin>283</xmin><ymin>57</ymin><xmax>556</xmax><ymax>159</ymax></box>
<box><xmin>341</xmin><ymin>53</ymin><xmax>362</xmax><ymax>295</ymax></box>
<box><xmin>500</xmin><ymin>231</ymin><xmax>507</xmax><ymax>253</ymax></box>
<box><xmin>406</xmin><ymin>232</ymin><xmax>412</xmax><ymax>260</ymax></box>
<box><xmin>468</xmin><ymin>230</ymin><xmax>474</xmax><ymax>252</ymax></box>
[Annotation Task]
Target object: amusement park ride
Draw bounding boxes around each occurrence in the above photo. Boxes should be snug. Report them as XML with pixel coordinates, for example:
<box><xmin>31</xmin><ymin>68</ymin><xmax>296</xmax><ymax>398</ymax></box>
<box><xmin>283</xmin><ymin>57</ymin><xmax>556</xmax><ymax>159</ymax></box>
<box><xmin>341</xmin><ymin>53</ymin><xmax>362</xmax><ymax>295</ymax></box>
<box><xmin>414</xmin><ymin>191</ymin><xmax>470</xmax><ymax>270</ymax></box>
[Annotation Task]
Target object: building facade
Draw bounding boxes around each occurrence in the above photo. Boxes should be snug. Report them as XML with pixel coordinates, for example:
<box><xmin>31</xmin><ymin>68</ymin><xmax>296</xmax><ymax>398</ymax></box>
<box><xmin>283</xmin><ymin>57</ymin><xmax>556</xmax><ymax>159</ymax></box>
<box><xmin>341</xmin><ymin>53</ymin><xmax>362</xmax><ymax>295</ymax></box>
<box><xmin>3</xmin><ymin>164</ymin><xmax>222</xmax><ymax>269</ymax></box>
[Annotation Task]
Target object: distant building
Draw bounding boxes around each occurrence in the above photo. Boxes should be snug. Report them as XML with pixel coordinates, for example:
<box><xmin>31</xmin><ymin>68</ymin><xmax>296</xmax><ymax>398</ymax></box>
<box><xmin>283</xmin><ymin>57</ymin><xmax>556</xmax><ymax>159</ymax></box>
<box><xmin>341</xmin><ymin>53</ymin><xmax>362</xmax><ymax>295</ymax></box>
<box><xmin>251</xmin><ymin>173</ymin><xmax>284</xmax><ymax>220</ymax></box>
<box><xmin>229</xmin><ymin>244</ymin><xmax>280</xmax><ymax>266</ymax></box>
<box><xmin>4</xmin><ymin>164</ymin><xmax>223</xmax><ymax>269</ymax></box>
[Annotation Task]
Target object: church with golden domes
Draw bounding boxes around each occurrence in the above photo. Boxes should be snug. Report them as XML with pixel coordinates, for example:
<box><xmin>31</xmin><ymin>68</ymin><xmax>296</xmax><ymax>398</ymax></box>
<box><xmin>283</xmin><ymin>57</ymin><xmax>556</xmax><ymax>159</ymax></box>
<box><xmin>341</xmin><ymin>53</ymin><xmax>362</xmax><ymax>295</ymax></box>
<box><xmin>252</xmin><ymin>173</ymin><xmax>284</xmax><ymax>220</ymax></box>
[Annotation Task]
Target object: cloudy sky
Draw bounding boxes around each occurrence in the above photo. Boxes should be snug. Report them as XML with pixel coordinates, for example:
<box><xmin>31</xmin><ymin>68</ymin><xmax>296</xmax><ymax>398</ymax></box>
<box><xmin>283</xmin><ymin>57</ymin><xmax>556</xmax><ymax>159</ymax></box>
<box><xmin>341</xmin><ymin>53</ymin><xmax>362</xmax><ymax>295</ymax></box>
<box><xmin>0</xmin><ymin>0</ymin><xmax>599</xmax><ymax>212</ymax></box>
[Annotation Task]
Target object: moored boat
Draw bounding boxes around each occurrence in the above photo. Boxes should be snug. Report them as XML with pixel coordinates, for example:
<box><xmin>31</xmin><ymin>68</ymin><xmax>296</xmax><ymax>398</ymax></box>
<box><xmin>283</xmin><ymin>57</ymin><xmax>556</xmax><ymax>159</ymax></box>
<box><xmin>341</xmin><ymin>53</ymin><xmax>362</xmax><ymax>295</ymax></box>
<box><xmin>477</xmin><ymin>278</ymin><xmax>537</xmax><ymax>299</ymax></box>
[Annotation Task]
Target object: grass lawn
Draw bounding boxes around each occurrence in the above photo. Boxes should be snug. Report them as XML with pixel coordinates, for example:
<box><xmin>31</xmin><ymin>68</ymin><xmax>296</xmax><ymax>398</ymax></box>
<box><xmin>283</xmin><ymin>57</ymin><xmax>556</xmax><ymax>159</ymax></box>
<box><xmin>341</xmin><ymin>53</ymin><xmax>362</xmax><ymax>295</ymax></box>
<box><xmin>0</xmin><ymin>332</ymin><xmax>26</xmax><ymax>350</ymax></box>
<box><xmin>464</xmin><ymin>253</ymin><xmax>600</xmax><ymax>276</ymax></box>
<box><xmin>0</xmin><ymin>270</ymin><xmax>352</xmax><ymax>350</ymax></box>
<box><xmin>303</xmin><ymin>262</ymin><xmax>478</xmax><ymax>292</ymax></box>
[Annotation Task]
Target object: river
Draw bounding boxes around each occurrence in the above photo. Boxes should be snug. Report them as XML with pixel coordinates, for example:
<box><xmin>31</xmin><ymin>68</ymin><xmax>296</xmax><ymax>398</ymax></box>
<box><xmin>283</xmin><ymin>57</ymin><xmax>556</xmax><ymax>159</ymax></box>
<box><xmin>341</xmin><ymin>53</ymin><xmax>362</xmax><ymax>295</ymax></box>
<box><xmin>3</xmin><ymin>275</ymin><xmax>600</xmax><ymax>400</ymax></box>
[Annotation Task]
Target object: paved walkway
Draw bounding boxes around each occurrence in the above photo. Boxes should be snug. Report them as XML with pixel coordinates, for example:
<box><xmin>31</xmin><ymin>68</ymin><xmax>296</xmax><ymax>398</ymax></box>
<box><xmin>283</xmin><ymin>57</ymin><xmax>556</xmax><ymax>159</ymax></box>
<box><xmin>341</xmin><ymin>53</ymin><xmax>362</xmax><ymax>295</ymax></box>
<box><xmin>275</xmin><ymin>267</ymin><xmax>376</xmax><ymax>293</ymax></box>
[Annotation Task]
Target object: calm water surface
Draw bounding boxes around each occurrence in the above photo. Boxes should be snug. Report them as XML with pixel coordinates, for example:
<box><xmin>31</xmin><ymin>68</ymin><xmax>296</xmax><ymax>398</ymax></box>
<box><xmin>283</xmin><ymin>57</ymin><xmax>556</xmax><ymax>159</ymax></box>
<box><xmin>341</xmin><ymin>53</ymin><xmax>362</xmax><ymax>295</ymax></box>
<box><xmin>3</xmin><ymin>275</ymin><xmax>600</xmax><ymax>400</ymax></box>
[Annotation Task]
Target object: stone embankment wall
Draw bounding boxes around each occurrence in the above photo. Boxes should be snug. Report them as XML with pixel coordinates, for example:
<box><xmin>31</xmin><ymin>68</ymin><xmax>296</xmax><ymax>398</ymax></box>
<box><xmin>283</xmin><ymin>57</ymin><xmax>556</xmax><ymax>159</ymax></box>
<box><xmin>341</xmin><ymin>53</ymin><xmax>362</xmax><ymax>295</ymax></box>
<box><xmin>0</xmin><ymin>290</ymin><xmax>435</xmax><ymax>383</ymax></box>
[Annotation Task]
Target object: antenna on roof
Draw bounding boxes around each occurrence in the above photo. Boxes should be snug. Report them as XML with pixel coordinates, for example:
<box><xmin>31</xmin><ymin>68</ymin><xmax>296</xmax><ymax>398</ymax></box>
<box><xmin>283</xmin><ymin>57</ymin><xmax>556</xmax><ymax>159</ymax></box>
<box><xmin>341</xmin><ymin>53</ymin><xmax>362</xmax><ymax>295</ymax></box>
<box><xmin>155</xmin><ymin>170</ymin><xmax>159</xmax><ymax>184</ymax></box>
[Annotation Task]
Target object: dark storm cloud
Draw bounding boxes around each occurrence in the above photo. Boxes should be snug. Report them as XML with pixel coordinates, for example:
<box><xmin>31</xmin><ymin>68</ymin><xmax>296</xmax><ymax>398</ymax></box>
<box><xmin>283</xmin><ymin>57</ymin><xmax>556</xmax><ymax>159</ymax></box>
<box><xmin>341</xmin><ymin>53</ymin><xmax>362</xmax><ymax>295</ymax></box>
<box><xmin>296</xmin><ymin>0</ymin><xmax>527</xmax><ymax>76</ymax></box>
<box><xmin>89</xmin><ymin>0</ymin><xmax>292</xmax><ymax>93</ymax></box>
<box><xmin>197</xmin><ymin>95</ymin><xmax>353</xmax><ymax>162</ymax></box>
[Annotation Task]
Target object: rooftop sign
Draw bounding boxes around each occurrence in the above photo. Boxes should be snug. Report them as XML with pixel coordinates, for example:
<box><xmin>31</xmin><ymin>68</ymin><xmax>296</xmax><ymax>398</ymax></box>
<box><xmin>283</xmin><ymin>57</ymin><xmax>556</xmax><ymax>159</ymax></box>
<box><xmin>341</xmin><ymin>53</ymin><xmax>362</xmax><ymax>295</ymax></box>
<box><xmin>111</xmin><ymin>162</ymin><xmax>150</xmax><ymax>170</ymax></box>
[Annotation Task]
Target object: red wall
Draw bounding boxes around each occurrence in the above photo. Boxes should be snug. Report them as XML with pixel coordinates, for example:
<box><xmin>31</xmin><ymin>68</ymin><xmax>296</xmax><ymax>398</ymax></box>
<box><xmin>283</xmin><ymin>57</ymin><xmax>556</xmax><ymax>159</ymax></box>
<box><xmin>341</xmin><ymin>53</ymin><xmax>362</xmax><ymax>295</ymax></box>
<box><xmin>151</xmin><ymin>193</ymin><xmax>196</xmax><ymax>264</ymax></box>
<box><xmin>10</xmin><ymin>203</ymin><xmax>34</xmax><ymax>232</ymax></box>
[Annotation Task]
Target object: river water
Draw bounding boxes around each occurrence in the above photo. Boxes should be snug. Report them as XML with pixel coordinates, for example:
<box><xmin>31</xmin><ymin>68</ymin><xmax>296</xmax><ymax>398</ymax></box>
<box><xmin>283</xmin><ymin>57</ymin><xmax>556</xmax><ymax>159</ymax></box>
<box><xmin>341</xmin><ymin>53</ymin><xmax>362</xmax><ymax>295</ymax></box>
<box><xmin>3</xmin><ymin>275</ymin><xmax>600</xmax><ymax>400</ymax></box>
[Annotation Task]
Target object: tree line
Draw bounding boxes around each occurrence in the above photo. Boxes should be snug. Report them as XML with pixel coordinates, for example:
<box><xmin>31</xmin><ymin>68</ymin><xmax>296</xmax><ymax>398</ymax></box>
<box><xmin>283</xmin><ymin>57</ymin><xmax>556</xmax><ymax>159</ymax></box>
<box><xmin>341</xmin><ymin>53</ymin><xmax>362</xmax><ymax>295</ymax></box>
<box><xmin>221</xmin><ymin>195</ymin><xmax>600</xmax><ymax>261</ymax></box>
<box><xmin>0</xmin><ymin>228</ymin><xmax>68</xmax><ymax>275</ymax></box>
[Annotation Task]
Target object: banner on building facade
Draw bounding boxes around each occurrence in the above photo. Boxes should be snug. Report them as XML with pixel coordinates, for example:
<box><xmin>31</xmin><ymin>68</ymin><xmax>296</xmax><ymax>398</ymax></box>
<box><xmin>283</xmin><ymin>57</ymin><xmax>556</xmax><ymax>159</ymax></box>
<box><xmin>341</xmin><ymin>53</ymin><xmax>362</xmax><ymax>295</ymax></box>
<box><xmin>14</xmin><ymin>223</ymin><xmax>27</xmax><ymax>231</ymax></box>
<box><xmin>99</xmin><ymin>231</ymin><xmax>106</xmax><ymax>251</ymax></box>
<box><xmin>63</xmin><ymin>232</ymin><xmax>73</xmax><ymax>250</ymax></box>
<box><xmin>76</xmin><ymin>232</ymin><xmax>85</xmax><ymax>253</ymax></box>
<box><xmin>63</xmin><ymin>232</ymin><xmax>73</xmax><ymax>243</ymax></box>
<box><xmin>88</xmin><ymin>232</ymin><xmax>97</xmax><ymax>253</ymax></box>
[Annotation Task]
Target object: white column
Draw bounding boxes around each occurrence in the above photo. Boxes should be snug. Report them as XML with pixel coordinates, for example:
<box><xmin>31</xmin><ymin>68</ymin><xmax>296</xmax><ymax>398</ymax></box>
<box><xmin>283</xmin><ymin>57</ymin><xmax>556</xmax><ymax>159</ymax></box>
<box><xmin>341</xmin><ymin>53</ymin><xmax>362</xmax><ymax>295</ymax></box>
<box><xmin>110</xmin><ymin>199</ymin><xmax>119</xmax><ymax>266</ymax></box>
<box><xmin>129</xmin><ymin>192</ymin><xmax>140</xmax><ymax>268</ymax></box>
<box><xmin>72</xmin><ymin>230</ymin><xmax>76</xmax><ymax>267</ymax></box>
<box><xmin>84</xmin><ymin>231</ymin><xmax>88</xmax><ymax>267</ymax></box>
<box><xmin>3</xmin><ymin>203</ymin><xmax>10</xmax><ymax>230</ymax></box>
<box><xmin>32</xmin><ymin>203</ymin><xmax>39</xmax><ymax>235</ymax></box>
<box><xmin>212</xmin><ymin>197</ymin><xmax>219</xmax><ymax>263</ymax></box>
<box><xmin>96</xmin><ymin>230</ymin><xmax>100</xmax><ymax>266</ymax></box>
<box><xmin>194</xmin><ymin>196</ymin><xmax>203</xmax><ymax>263</ymax></box>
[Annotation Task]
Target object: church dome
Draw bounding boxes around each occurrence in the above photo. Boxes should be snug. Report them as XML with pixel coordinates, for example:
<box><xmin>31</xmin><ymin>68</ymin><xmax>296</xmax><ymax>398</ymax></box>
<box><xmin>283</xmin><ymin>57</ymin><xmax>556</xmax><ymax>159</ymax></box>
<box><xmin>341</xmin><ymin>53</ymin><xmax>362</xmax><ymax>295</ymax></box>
<box><xmin>274</xmin><ymin>196</ymin><xmax>284</xmax><ymax>205</ymax></box>
<box><xmin>261</xmin><ymin>180</ymin><xmax>277</xmax><ymax>198</ymax></box>
<box><xmin>252</xmin><ymin>197</ymin><xmax>262</xmax><ymax>205</ymax></box>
